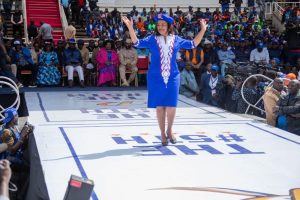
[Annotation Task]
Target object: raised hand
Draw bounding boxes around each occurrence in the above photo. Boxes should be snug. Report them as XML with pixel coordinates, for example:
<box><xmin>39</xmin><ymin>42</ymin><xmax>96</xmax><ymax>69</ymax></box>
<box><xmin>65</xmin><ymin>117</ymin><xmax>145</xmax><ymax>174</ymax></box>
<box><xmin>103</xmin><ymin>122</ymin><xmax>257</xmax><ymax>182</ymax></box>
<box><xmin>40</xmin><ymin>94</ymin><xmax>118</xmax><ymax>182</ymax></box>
<box><xmin>199</xmin><ymin>19</ymin><xmax>208</xmax><ymax>32</ymax></box>
<box><xmin>121</xmin><ymin>16</ymin><xmax>133</xmax><ymax>29</ymax></box>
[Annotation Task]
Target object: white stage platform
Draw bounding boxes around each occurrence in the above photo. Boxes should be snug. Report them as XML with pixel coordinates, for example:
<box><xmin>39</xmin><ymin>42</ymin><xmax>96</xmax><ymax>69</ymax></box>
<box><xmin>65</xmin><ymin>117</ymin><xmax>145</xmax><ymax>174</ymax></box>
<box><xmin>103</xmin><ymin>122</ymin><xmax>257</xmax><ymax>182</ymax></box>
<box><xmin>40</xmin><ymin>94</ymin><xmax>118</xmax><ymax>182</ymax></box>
<box><xmin>25</xmin><ymin>90</ymin><xmax>300</xmax><ymax>200</ymax></box>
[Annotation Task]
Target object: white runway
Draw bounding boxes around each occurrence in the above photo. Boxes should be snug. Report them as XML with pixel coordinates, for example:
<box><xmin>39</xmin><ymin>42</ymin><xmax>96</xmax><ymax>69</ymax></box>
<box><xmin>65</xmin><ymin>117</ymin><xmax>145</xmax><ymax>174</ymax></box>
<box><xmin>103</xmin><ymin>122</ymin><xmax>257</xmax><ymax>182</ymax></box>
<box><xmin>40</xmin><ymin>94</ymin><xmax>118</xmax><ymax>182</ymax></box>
<box><xmin>26</xmin><ymin>90</ymin><xmax>300</xmax><ymax>200</ymax></box>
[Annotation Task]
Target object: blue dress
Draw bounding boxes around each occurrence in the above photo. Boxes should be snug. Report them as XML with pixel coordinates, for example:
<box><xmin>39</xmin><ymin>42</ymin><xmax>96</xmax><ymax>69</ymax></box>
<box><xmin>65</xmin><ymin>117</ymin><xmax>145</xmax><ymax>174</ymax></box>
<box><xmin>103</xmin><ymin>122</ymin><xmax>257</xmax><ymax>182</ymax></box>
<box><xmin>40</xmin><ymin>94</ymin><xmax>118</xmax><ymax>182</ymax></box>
<box><xmin>134</xmin><ymin>34</ymin><xmax>195</xmax><ymax>108</ymax></box>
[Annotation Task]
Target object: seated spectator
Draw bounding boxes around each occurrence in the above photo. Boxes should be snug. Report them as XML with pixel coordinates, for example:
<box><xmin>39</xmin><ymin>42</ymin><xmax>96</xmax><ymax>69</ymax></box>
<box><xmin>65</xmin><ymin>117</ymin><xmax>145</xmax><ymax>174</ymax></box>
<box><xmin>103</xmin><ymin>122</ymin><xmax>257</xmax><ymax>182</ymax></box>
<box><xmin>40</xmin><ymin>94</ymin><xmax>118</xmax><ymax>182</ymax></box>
<box><xmin>217</xmin><ymin>74</ymin><xmax>237</xmax><ymax>112</ymax></box>
<box><xmin>30</xmin><ymin>42</ymin><xmax>41</xmax><ymax>65</ymax></box>
<box><xmin>63</xmin><ymin>38</ymin><xmax>84</xmax><ymax>87</ymax></box>
<box><xmin>10</xmin><ymin>40</ymin><xmax>37</xmax><ymax>87</ymax></box>
<box><xmin>96</xmin><ymin>40</ymin><xmax>119</xmax><ymax>86</ymax></box>
<box><xmin>180</xmin><ymin>61</ymin><xmax>199</xmax><ymax>98</ymax></box>
<box><xmin>263</xmin><ymin>78</ymin><xmax>285</xmax><ymax>126</ymax></box>
<box><xmin>234</xmin><ymin>38</ymin><xmax>251</xmax><ymax>63</ymax></box>
<box><xmin>217</xmin><ymin>42</ymin><xmax>236</xmax><ymax>76</ymax></box>
<box><xmin>11</xmin><ymin>9</ymin><xmax>23</xmax><ymax>37</ymax></box>
<box><xmin>200</xmin><ymin>64</ymin><xmax>223</xmax><ymax>106</ymax></box>
<box><xmin>250</xmin><ymin>42</ymin><xmax>270</xmax><ymax>65</ymax></box>
<box><xmin>185</xmin><ymin>43</ymin><xmax>204</xmax><ymax>84</ymax></box>
<box><xmin>273</xmin><ymin>80</ymin><xmax>300</xmax><ymax>135</ymax></box>
<box><xmin>119</xmin><ymin>38</ymin><xmax>138</xmax><ymax>86</ymax></box>
<box><xmin>232</xmin><ymin>76</ymin><xmax>260</xmax><ymax>114</ymax></box>
<box><xmin>36</xmin><ymin>42</ymin><xmax>61</xmax><ymax>86</ymax></box>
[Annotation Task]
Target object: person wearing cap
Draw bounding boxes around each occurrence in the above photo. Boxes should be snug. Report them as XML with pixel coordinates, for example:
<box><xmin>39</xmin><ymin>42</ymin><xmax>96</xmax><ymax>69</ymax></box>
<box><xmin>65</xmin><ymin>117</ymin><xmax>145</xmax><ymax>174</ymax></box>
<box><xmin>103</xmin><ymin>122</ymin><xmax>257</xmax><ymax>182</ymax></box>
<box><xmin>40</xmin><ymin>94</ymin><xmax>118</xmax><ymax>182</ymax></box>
<box><xmin>250</xmin><ymin>42</ymin><xmax>270</xmax><ymax>65</ymax></box>
<box><xmin>63</xmin><ymin>38</ymin><xmax>85</xmax><ymax>87</ymax></box>
<box><xmin>273</xmin><ymin>80</ymin><xmax>300</xmax><ymax>135</ymax></box>
<box><xmin>0</xmin><ymin>107</ymin><xmax>32</xmax><ymax>199</ymax></box>
<box><xmin>200</xmin><ymin>64</ymin><xmax>223</xmax><ymax>106</ymax></box>
<box><xmin>122</xmin><ymin>14</ymin><xmax>207</xmax><ymax>145</ymax></box>
<box><xmin>36</xmin><ymin>42</ymin><xmax>61</xmax><ymax>86</ymax></box>
<box><xmin>217</xmin><ymin>42</ymin><xmax>236</xmax><ymax>76</ymax></box>
<box><xmin>10</xmin><ymin>40</ymin><xmax>38</xmax><ymax>87</ymax></box>
<box><xmin>118</xmin><ymin>38</ymin><xmax>138</xmax><ymax>86</ymax></box>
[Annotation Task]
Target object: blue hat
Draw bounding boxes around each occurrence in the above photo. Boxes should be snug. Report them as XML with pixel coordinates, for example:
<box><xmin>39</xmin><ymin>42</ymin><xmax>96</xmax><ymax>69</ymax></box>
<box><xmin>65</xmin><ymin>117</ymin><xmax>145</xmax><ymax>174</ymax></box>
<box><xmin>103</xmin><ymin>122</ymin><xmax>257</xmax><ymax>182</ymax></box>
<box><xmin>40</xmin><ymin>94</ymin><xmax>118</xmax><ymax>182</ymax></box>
<box><xmin>2</xmin><ymin>108</ymin><xmax>18</xmax><ymax>124</ymax></box>
<box><xmin>68</xmin><ymin>38</ymin><xmax>76</xmax><ymax>44</ymax></box>
<box><xmin>211</xmin><ymin>65</ymin><xmax>219</xmax><ymax>72</ymax></box>
<box><xmin>257</xmin><ymin>42</ymin><xmax>264</xmax><ymax>48</ymax></box>
<box><xmin>154</xmin><ymin>14</ymin><xmax>174</xmax><ymax>24</ymax></box>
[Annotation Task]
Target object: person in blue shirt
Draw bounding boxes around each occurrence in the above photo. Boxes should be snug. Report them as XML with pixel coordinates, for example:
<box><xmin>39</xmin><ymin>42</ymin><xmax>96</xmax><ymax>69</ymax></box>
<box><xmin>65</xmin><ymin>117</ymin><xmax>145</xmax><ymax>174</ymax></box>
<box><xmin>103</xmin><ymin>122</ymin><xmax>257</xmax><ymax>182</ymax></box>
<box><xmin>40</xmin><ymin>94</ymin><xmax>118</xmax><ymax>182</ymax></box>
<box><xmin>122</xmin><ymin>14</ymin><xmax>207</xmax><ymax>146</ymax></box>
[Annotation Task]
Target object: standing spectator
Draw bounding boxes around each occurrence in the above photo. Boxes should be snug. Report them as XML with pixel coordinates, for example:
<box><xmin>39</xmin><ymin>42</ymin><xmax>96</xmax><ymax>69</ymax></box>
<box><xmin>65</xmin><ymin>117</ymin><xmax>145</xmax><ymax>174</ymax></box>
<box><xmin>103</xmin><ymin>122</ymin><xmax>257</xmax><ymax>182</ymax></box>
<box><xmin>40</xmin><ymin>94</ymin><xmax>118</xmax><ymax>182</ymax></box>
<box><xmin>27</xmin><ymin>20</ymin><xmax>38</xmax><ymax>41</ymax></box>
<box><xmin>36</xmin><ymin>42</ymin><xmax>61</xmax><ymax>86</ymax></box>
<box><xmin>263</xmin><ymin>78</ymin><xmax>285</xmax><ymax>126</ymax></box>
<box><xmin>88</xmin><ymin>0</ymin><xmax>97</xmax><ymax>11</ymax></box>
<box><xmin>64</xmin><ymin>21</ymin><xmax>76</xmax><ymax>41</ymax></box>
<box><xmin>232</xmin><ymin>0</ymin><xmax>243</xmax><ymax>14</ymax></box>
<box><xmin>2</xmin><ymin>0</ymin><xmax>12</xmax><ymax>20</ymax></box>
<box><xmin>11</xmin><ymin>9</ymin><xmax>23</xmax><ymax>37</ymax></box>
<box><xmin>10</xmin><ymin>40</ymin><xmax>37</xmax><ymax>87</ymax></box>
<box><xmin>96</xmin><ymin>40</ymin><xmax>119</xmax><ymax>86</ymax></box>
<box><xmin>70</xmin><ymin>0</ymin><xmax>79</xmax><ymax>24</ymax></box>
<box><xmin>118</xmin><ymin>38</ymin><xmax>138</xmax><ymax>86</ymax></box>
<box><xmin>273</xmin><ymin>80</ymin><xmax>300</xmax><ymax>135</ymax></box>
<box><xmin>219</xmin><ymin>0</ymin><xmax>230</xmax><ymax>14</ymax></box>
<box><xmin>180</xmin><ymin>61</ymin><xmax>199</xmax><ymax>98</ymax></box>
<box><xmin>0</xmin><ymin>13</ymin><xmax>7</xmax><ymax>37</ymax></box>
<box><xmin>200</xmin><ymin>65</ymin><xmax>223</xmax><ymax>106</ymax></box>
<box><xmin>36</xmin><ymin>21</ymin><xmax>53</xmax><ymax>43</ymax></box>
<box><xmin>61</xmin><ymin>0</ymin><xmax>70</xmax><ymax>19</ymax></box>
<box><xmin>63</xmin><ymin>38</ymin><xmax>85</xmax><ymax>87</ymax></box>
<box><xmin>248</xmin><ymin>0</ymin><xmax>255</xmax><ymax>8</ymax></box>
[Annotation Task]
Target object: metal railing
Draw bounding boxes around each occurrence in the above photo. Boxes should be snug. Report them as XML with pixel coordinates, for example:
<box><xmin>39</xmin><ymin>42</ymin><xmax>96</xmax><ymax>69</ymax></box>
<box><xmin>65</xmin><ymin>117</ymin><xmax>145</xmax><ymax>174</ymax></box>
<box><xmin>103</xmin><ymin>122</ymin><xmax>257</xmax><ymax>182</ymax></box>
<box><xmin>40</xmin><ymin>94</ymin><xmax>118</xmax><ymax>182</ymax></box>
<box><xmin>0</xmin><ymin>76</ymin><xmax>20</xmax><ymax>122</ymax></box>
<box><xmin>22</xmin><ymin>0</ymin><xmax>29</xmax><ymax>44</ymax></box>
<box><xmin>58</xmin><ymin>0</ymin><xmax>68</xmax><ymax>39</ymax></box>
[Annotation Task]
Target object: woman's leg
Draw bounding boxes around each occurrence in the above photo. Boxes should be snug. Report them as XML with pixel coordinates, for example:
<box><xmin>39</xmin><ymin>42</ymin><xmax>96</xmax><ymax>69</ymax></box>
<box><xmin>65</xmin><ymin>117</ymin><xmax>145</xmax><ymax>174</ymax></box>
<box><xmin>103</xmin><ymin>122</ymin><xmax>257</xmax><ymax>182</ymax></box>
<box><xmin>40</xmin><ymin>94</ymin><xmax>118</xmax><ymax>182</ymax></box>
<box><xmin>166</xmin><ymin>107</ymin><xmax>177</xmax><ymax>142</ymax></box>
<box><xmin>156</xmin><ymin>107</ymin><xmax>167</xmax><ymax>144</ymax></box>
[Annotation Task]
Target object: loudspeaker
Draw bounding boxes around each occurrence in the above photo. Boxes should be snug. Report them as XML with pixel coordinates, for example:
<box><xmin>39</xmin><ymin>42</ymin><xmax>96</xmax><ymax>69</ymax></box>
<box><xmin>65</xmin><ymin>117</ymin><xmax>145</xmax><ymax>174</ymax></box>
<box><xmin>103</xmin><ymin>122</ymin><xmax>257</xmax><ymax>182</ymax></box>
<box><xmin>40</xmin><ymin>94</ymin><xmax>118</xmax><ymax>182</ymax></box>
<box><xmin>63</xmin><ymin>175</ymin><xmax>94</xmax><ymax>200</ymax></box>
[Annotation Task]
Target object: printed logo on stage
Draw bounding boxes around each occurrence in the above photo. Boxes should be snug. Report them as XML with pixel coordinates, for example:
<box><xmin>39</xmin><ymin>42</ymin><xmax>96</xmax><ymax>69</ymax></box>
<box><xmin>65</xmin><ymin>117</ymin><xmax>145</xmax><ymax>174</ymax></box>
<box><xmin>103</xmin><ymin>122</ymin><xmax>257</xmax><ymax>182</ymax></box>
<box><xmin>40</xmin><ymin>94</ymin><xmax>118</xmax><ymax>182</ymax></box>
<box><xmin>80</xmin><ymin>108</ymin><xmax>151</xmax><ymax>119</ymax></box>
<box><xmin>111</xmin><ymin>132</ymin><xmax>265</xmax><ymax>156</ymax></box>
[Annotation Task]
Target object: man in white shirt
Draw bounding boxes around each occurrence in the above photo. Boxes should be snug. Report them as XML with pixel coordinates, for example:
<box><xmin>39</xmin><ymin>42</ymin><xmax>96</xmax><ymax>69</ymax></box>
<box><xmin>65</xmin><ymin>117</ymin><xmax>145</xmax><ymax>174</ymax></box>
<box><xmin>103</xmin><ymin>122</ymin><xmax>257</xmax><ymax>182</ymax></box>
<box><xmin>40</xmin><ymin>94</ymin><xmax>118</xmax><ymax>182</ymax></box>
<box><xmin>250</xmin><ymin>42</ymin><xmax>270</xmax><ymax>64</ymax></box>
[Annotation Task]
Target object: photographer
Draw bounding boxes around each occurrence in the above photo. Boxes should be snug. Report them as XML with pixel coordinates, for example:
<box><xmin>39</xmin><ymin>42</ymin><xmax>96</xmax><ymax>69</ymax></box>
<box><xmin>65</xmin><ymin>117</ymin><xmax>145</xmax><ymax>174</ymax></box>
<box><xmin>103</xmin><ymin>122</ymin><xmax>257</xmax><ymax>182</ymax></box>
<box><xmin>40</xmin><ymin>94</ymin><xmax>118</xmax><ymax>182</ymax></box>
<box><xmin>0</xmin><ymin>108</ymin><xmax>33</xmax><ymax>200</ymax></box>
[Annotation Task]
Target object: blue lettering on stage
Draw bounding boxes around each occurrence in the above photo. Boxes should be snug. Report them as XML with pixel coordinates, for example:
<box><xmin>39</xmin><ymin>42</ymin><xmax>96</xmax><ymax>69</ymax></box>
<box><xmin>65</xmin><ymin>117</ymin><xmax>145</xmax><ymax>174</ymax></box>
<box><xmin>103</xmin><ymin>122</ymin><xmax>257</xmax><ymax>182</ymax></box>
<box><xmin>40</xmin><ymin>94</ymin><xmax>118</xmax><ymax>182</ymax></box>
<box><xmin>122</xmin><ymin>113</ymin><xmax>150</xmax><ymax>118</ymax></box>
<box><xmin>227</xmin><ymin>144</ymin><xmax>265</xmax><ymax>154</ymax></box>
<box><xmin>174</xmin><ymin>145</ymin><xmax>223</xmax><ymax>155</ymax></box>
<box><xmin>180</xmin><ymin>135</ymin><xmax>215</xmax><ymax>143</ymax></box>
<box><xmin>112</xmin><ymin>136</ymin><xmax>148</xmax><ymax>144</ymax></box>
<box><xmin>217</xmin><ymin>134</ymin><xmax>245</xmax><ymax>142</ymax></box>
<box><xmin>134</xmin><ymin>145</ymin><xmax>176</xmax><ymax>156</ymax></box>
<box><xmin>112</xmin><ymin>135</ymin><xmax>265</xmax><ymax>156</ymax></box>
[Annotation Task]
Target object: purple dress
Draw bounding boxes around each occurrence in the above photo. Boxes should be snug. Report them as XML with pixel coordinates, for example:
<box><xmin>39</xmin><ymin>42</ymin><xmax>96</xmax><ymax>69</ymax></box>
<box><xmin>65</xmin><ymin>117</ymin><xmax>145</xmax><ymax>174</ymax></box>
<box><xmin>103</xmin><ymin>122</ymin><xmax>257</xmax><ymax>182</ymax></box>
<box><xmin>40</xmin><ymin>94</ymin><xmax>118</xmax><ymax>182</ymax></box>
<box><xmin>134</xmin><ymin>34</ymin><xmax>195</xmax><ymax>108</ymax></box>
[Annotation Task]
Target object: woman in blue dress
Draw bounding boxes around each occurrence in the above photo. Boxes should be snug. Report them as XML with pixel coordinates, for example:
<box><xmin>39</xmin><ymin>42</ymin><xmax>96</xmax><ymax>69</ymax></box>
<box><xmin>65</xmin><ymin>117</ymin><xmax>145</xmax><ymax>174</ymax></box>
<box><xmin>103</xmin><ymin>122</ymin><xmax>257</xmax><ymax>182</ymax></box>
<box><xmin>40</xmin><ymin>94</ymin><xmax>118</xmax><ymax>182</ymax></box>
<box><xmin>36</xmin><ymin>42</ymin><xmax>61</xmax><ymax>86</ymax></box>
<box><xmin>122</xmin><ymin>14</ymin><xmax>207</xmax><ymax>146</ymax></box>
